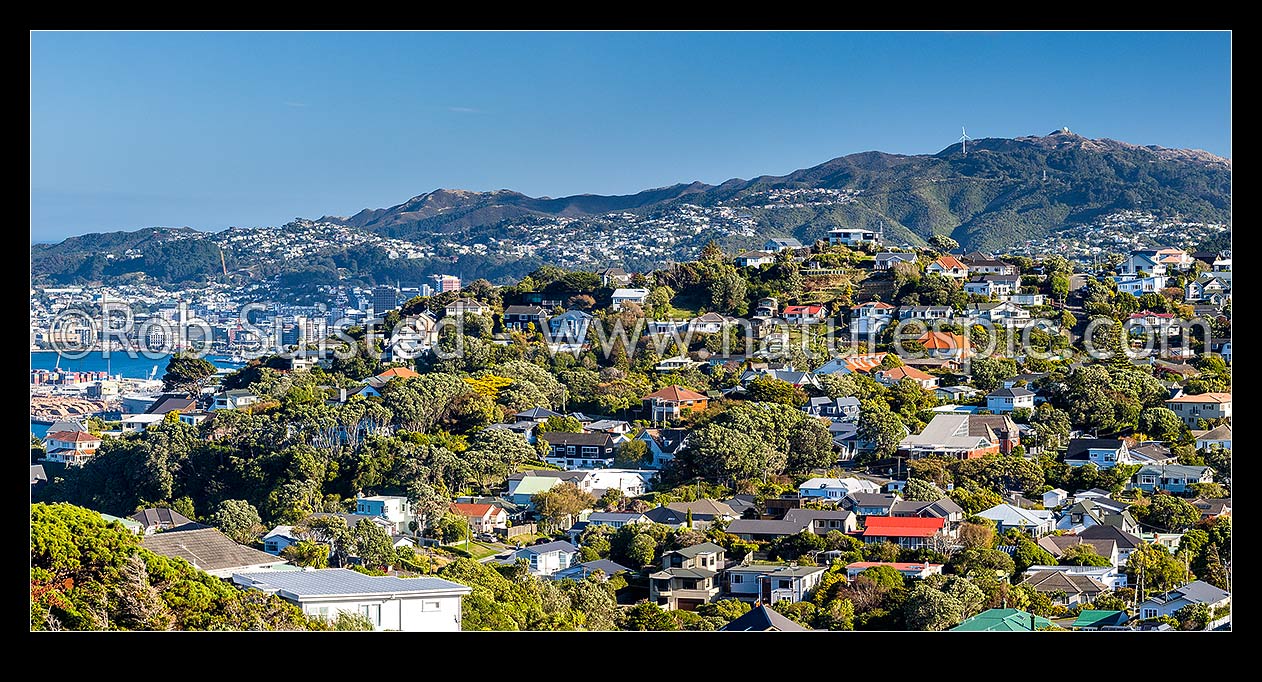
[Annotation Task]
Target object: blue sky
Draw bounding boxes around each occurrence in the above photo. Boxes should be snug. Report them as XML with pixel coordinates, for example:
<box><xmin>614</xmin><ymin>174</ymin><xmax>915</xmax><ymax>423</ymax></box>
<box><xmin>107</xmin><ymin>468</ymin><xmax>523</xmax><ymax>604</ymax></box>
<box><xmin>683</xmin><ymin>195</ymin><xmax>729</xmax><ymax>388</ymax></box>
<box><xmin>30</xmin><ymin>31</ymin><xmax>1231</xmax><ymax>242</ymax></box>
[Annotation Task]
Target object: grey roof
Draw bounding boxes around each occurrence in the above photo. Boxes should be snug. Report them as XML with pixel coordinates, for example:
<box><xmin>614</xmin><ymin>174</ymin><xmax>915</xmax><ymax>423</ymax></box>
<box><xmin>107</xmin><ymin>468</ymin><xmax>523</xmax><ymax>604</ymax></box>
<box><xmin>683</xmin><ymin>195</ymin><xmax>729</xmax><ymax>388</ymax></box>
<box><xmin>142</xmin><ymin>528</ymin><xmax>284</xmax><ymax>572</ymax></box>
<box><xmin>515</xmin><ymin>406</ymin><xmax>564</xmax><ymax>420</ymax></box>
<box><xmin>1166</xmin><ymin>580</ymin><xmax>1230</xmax><ymax>605</ymax></box>
<box><xmin>519</xmin><ymin>540</ymin><xmax>580</xmax><ymax>556</ymax></box>
<box><xmin>130</xmin><ymin>507</ymin><xmax>197</xmax><ymax>529</ymax></box>
<box><xmin>1037</xmin><ymin>535</ymin><xmax>1117</xmax><ymax>559</ymax></box>
<box><xmin>650</xmin><ymin>567</ymin><xmax>717</xmax><ymax>580</ymax></box>
<box><xmin>538</xmin><ymin>431</ymin><xmax>614</xmax><ymax>447</ymax></box>
<box><xmin>988</xmin><ymin>387</ymin><xmax>1034</xmax><ymax>398</ymax></box>
<box><xmin>1136</xmin><ymin>464</ymin><xmax>1212</xmax><ymax>479</ymax></box>
<box><xmin>892</xmin><ymin>499</ymin><xmax>964</xmax><ymax>518</ymax></box>
<box><xmin>663</xmin><ymin>500</ymin><xmax>736</xmax><ymax>519</ymax></box>
<box><xmin>233</xmin><ymin>568</ymin><xmax>470</xmax><ymax>599</ymax></box>
<box><xmin>572</xmin><ymin>559</ymin><xmax>631</xmax><ymax>575</ymax></box>
<box><xmin>31</xmin><ymin>465</ymin><xmax>47</xmax><ymax>482</ymax></box>
<box><xmin>782</xmin><ymin>508</ymin><xmax>855</xmax><ymax>524</ymax></box>
<box><xmin>668</xmin><ymin>542</ymin><xmax>726</xmax><ymax>559</ymax></box>
<box><xmin>504</xmin><ymin>305</ymin><xmax>548</xmax><ymax>316</ymax></box>
<box><xmin>588</xmin><ymin>512</ymin><xmax>646</xmax><ymax>523</ymax></box>
<box><xmin>1021</xmin><ymin>570</ymin><xmax>1107</xmax><ymax>595</ymax></box>
<box><xmin>844</xmin><ymin>492</ymin><xmax>899</xmax><ymax>508</ymax></box>
<box><xmin>725</xmin><ymin>519</ymin><xmax>809</xmax><ymax>537</ymax></box>
<box><xmin>1196</xmin><ymin>423</ymin><xmax>1232</xmax><ymax>441</ymax></box>
<box><xmin>768</xmin><ymin>565</ymin><xmax>827</xmax><ymax>578</ymax></box>
<box><xmin>146</xmin><ymin>395</ymin><xmax>197</xmax><ymax>414</ymax></box>
<box><xmin>1078</xmin><ymin>525</ymin><xmax>1142</xmax><ymax>550</ymax></box>
<box><xmin>720</xmin><ymin>605</ymin><xmax>809</xmax><ymax>631</ymax></box>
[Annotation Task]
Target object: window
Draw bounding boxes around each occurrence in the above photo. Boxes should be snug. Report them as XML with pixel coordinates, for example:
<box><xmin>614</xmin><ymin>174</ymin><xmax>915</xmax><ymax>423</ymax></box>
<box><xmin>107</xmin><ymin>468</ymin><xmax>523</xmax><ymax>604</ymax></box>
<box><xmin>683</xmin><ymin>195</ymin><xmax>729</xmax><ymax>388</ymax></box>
<box><xmin>358</xmin><ymin>604</ymin><xmax>381</xmax><ymax>627</ymax></box>
<box><xmin>421</xmin><ymin>600</ymin><xmax>441</xmax><ymax>612</ymax></box>
<box><xmin>731</xmin><ymin>574</ymin><xmax>743</xmax><ymax>584</ymax></box>
<box><xmin>311</xmin><ymin>606</ymin><xmax>330</xmax><ymax>621</ymax></box>
<box><xmin>1142</xmin><ymin>608</ymin><xmax>1158</xmax><ymax>620</ymax></box>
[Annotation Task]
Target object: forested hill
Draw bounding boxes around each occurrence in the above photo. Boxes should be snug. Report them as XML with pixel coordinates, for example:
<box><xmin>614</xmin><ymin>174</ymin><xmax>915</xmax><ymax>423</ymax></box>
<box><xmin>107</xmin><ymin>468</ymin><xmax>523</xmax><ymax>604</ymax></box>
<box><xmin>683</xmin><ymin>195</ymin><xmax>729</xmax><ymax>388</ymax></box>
<box><xmin>321</xmin><ymin>129</ymin><xmax>1230</xmax><ymax>251</ymax></box>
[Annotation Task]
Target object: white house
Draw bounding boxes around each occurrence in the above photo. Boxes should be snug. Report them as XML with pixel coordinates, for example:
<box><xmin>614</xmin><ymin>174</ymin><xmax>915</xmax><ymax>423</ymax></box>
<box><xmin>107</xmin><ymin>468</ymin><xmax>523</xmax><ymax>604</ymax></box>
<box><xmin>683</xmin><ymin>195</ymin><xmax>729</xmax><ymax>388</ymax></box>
<box><xmin>986</xmin><ymin>387</ymin><xmax>1035</xmax><ymax>413</ymax></box>
<box><xmin>211</xmin><ymin>389</ymin><xmax>259</xmax><ymax>411</ymax></box>
<box><xmin>850</xmin><ymin>302</ymin><xmax>896</xmax><ymax>336</ymax></box>
<box><xmin>726</xmin><ymin>565</ymin><xmax>826</xmax><ymax>605</ymax></box>
<box><xmin>1194</xmin><ymin>423</ymin><xmax>1231</xmax><ymax>451</ymax></box>
<box><xmin>42</xmin><ymin>430</ymin><xmax>102</xmax><ymax>467</ymax></box>
<box><xmin>232</xmin><ymin>568</ymin><xmax>472</xmax><ymax>632</ymax></box>
<box><xmin>611</xmin><ymin>288</ymin><xmax>650</xmax><ymax>306</ymax></box>
<box><xmin>927</xmin><ymin>255</ymin><xmax>969</xmax><ymax>281</ymax></box>
<box><xmin>1120</xmin><ymin>250</ymin><xmax>1167</xmax><ymax>277</ymax></box>
<box><xmin>797</xmin><ymin>476</ymin><xmax>880</xmax><ymax>502</ymax></box>
<box><xmin>1042</xmin><ymin>488</ymin><xmax>1069</xmax><ymax>508</ymax></box>
<box><xmin>1064</xmin><ymin>438</ymin><xmax>1138</xmax><ymax>469</ymax></box>
<box><xmin>504</xmin><ymin>540</ymin><xmax>581</xmax><ymax>577</ymax></box>
<box><xmin>735</xmin><ymin>251</ymin><xmax>776</xmax><ymax>267</ymax></box>
<box><xmin>976</xmin><ymin>504</ymin><xmax>1054</xmax><ymax>537</ymax></box>
<box><xmin>585</xmin><ymin>512</ymin><xmax>650</xmax><ymax>529</ymax></box>
<box><xmin>764</xmin><ymin>237</ymin><xmax>803</xmax><ymax>252</ymax></box>
<box><xmin>444</xmin><ymin>298</ymin><xmax>491</xmax><ymax>317</ymax></box>
<box><xmin>1165</xmin><ymin>392</ymin><xmax>1231</xmax><ymax>428</ymax></box>
<box><xmin>355</xmin><ymin>495</ymin><xmax>414</xmax><ymax>533</ymax></box>
<box><xmin>1114</xmin><ymin>276</ymin><xmax>1167</xmax><ymax>296</ymax></box>
<box><xmin>828</xmin><ymin>227</ymin><xmax>880</xmax><ymax>247</ymax></box>
<box><xmin>783</xmin><ymin>304</ymin><xmax>828</xmax><ymax>325</ymax></box>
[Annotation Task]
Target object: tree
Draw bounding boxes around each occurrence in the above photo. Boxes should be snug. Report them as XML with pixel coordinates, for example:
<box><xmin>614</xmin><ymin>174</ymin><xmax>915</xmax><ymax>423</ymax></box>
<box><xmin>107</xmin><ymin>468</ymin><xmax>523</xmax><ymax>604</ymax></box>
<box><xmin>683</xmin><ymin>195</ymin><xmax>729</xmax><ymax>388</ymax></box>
<box><xmin>162</xmin><ymin>353</ymin><xmax>217</xmax><ymax>393</ymax></box>
<box><xmin>535</xmin><ymin>415</ymin><xmax>584</xmax><ymax>434</ymax></box>
<box><xmin>902</xmin><ymin>478</ymin><xmax>946</xmax><ymax>502</ymax></box>
<box><xmin>1174</xmin><ymin>602</ymin><xmax>1212</xmax><ymax>631</ymax></box>
<box><xmin>532</xmin><ymin>483</ymin><xmax>596</xmax><ymax>533</ymax></box>
<box><xmin>281</xmin><ymin>540</ymin><xmax>330</xmax><ymax>568</ymax></box>
<box><xmin>928</xmin><ymin>234</ymin><xmax>959</xmax><ymax>253</ymax></box>
<box><xmin>437</xmin><ymin>512</ymin><xmax>470</xmax><ymax>544</ymax></box>
<box><xmin>329</xmin><ymin>611</ymin><xmax>375</xmax><ymax>630</ymax></box>
<box><xmin>1126</xmin><ymin>542</ymin><xmax>1186</xmax><ymax>598</ymax></box>
<box><xmin>627</xmin><ymin>533</ymin><xmax>658</xmax><ymax>567</ymax></box>
<box><xmin>766</xmin><ymin>531</ymin><xmax>825</xmax><ymax>561</ymax></box>
<box><xmin>1139</xmin><ymin>494</ymin><xmax>1202</xmax><ymax>532</ymax></box>
<box><xmin>1060</xmin><ymin>543</ymin><xmax>1112</xmax><ymax>567</ymax></box>
<box><xmin>969</xmin><ymin>357</ymin><xmax>1016</xmax><ymax>391</ymax></box>
<box><xmin>1138</xmin><ymin>407</ymin><xmax>1187</xmax><ymax>443</ymax></box>
<box><xmin>746</xmin><ymin>375</ymin><xmax>807</xmax><ymax>407</ymax></box>
<box><xmin>858</xmin><ymin>402</ymin><xmax>906</xmax><ymax>459</ymax></box>
<box><xmin>207</xmin><ymin>499</ymin><xmax>261</xmax><ymax>544</ymax></box>
<box><xmin>903</xmin><ymin>583</ymin><xmax>964</xmax><ymax>631</ymax></box>
<box><xmin>614</xmin><ymin>438</ymin><xmax>651</xmax><ymax>468</ymax></box>
<box><xmin>696</xmin><ymin>598</ymin><xmax>751</xmax><ymax>623</ymax></box>
<box><xmin>351</xmin><ymin>519</ymin><xmax>396</xmax><ymax>569</ymax></box>
<box><xmin>618</xmin><ymin>602</ymin><xmax>679</xmax><ymax>631</ymax></box>
<box><xmin>859</xmin><ymin>565</ymin><xmax>906</xmax><ymax>591</ymax></box>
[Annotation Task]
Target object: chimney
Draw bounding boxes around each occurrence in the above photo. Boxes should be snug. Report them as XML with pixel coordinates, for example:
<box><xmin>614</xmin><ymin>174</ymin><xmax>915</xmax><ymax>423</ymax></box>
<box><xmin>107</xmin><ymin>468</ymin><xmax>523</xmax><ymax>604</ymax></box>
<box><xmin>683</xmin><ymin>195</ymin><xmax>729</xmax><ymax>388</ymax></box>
<box><xmin>340</xmin><ymin>387</ymin><xmax>347</xmax><ymax>402</ymax></box>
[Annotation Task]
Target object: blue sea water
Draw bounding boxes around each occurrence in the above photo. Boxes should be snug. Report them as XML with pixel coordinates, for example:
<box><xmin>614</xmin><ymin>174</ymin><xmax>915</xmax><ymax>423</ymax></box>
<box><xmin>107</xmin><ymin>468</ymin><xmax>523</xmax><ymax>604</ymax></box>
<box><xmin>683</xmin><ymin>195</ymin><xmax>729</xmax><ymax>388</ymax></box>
<box><xmin>30</xmin><ymin>351</ymin><xmax>244</xmax><ymax>438</ymax></box>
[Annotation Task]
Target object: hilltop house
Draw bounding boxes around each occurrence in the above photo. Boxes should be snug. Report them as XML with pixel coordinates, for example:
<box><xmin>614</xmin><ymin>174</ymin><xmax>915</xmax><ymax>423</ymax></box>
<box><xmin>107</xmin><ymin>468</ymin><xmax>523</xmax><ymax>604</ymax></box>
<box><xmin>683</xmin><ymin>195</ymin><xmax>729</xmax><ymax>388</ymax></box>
<box><xmin>210</xmin><ymin>389</ymin><xmax>259</xmax><ymax>411</ymax></box>
<box><xmin>783</xmin><ymin>304</ymin><xmax>828</xmax><ymax>325</ymax></box>
<box><xmin>610</xmin><ymin>288</ymin><xmax>650</xmax><ymax>306</ymax></box>
<box><xmin>547</xmin><ymin>309</ymin><xmax>594</xmax><ymax>345</ymax></box>
<box><xmin>764</xmin><ymin>237</ymin><xmax>803</xmax><ymax>252</ymax></box>
<box><xmin>828</xmin><ymin>227</ymin><xmax>880</xmax><ymax>247</ymax></box>
<box><xmin>875</xmin><ymin>252</ymin><xmax>917</xmax><ymax>270</ymax></box>
<box><xmin>735</xmin><ymin>251</ymin><xmax>776</xmax><ymax>268</ymax></box>
<box><xmin>503</xmin><ymin>305</ymin><xmax>550</xmax><ymax>332</ymax></box>
<box><xmin>444</xmin><ymin>298</ymin><xmax>491</xmax><ymax>317</ymax></box>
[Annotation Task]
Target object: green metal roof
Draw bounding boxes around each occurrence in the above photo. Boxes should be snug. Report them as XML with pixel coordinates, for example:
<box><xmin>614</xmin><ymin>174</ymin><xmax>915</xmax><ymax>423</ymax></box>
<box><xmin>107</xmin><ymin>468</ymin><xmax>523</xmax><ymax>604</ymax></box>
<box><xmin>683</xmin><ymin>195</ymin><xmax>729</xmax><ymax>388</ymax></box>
<box><xmin>952</xmin><ymin>608</ymin><xmax>1053</xmax><ymax>632</ymax></box>
<box><xmin>1072</xmin><ymin>609</ymin><xmax>1129</xmax><ymax>628</ymax></box>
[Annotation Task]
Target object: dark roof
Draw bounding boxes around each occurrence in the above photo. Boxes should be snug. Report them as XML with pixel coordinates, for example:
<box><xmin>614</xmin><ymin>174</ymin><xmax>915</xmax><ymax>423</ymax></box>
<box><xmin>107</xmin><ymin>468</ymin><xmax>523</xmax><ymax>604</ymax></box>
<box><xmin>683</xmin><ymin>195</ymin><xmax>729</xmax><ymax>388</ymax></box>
<box><xmin>538</xmin><ymin>431</ymin><xmax>614</xmax><ymax>447</ymax></box>
<box><xmin>572</xmin><ymin>559</ymin><xmax>631</xmax><ymax>575</ymax></box>
<box><xmin>844</xmin><ymin>492</ymin><xmax>899</xmax><ymax>508</ymax></box>
<box><xmin>145</xmin><ymin>395</ymin><xmax>197</xmax><ymax>415</ymax></box>
<box><xmin>504</xmin><ymin>305</ymin><xmax>547</xmax><ymax>315</ymax></box>
<box><xmin>1078</xmin><ymin>524</ymin><xmax>1142</xmax><ymax>551</ymax></box>
<box><xmin>141</xmin><ymin>528</ymin><xmax>283</xmax><ymax>572</ymax></box>
<box><xmin>720</xmin><ymin>605</ymin><xmax>809</xmax><ymax>631</ymax></box>
<box><xmin>988</xmin><ymin>387</ymin><xmax>1034</xmax><ymax>398</ymax></box>
<box><xmin>725</xmin><ymin>519</ymin><xmax>808</xmax><ymax>537</ymax></box>
<box><xmin>130</xmin><ymin>507</ymin><xmax>197</xmax><ymax>529</ymax></box>
<box><xmin>1065</xmin><ymin>438</ymin><xmax>1126</xmax><ymax>460</ymax></box>
<box><xmin>892</xmin><ymin>499</ymin><xmax>964</xmax><ymax>518</ymax></box>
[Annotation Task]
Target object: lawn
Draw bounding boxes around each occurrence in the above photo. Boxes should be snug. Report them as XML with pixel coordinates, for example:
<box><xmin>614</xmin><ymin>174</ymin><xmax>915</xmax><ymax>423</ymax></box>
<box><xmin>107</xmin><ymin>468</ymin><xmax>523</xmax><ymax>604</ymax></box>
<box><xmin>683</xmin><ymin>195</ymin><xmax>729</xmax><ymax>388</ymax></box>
<box><xmin>444</xmin><ymin>540</ymin><xmax>502</xmax><ymax>560</ymax></box>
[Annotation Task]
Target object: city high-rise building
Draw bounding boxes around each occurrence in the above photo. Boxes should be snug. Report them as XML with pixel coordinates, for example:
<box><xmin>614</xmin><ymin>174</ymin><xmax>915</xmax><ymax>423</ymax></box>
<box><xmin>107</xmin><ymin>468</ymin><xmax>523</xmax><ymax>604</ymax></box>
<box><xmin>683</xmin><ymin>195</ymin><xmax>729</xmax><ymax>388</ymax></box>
<box><xmin>372</xmin><ymin>286</ymin><xmax>399</xmax><ymax>314</ymax></box>
<box><xmin>433</xmin><ymin>275</ymin><xmax>461</xmax><ymax>293</ymax></box>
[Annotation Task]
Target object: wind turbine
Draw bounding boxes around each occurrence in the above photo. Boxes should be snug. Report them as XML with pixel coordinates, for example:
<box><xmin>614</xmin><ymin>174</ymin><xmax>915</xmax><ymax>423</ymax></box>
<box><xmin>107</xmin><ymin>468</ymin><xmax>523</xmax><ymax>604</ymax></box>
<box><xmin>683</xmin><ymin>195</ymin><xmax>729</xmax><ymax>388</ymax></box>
<box><xmin>959</xmin><ymin>126</ymin><xmax>973</xmax><ymax>156</ymax></box>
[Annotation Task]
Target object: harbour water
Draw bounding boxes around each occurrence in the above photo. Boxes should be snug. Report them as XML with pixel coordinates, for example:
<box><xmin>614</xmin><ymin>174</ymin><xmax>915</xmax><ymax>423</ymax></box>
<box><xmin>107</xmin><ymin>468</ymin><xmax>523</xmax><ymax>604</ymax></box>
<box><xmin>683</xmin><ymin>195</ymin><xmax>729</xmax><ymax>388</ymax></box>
<box><xmin>30</xmin><ymin>350</ymin><xmax>244</xmax><ymax>380</ymax></box>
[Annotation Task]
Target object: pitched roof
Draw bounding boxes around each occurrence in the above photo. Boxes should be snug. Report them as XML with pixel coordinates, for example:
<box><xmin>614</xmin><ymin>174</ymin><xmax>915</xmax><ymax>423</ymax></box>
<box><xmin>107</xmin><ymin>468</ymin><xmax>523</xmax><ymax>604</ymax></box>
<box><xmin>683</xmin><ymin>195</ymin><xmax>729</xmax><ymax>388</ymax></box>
<box><xmin>142</xmin><ymin>528</ymin><xmax>284</xmax><ymax>572</ymax></box>
<box><xmin>233</xmin><ymin>568</ymin><xmax>470</xmax><ymax>598</ymax></box>
<box><xmin>1136</xmin><ymin>464</ymin><xmax>1212</xmax><ymax>479</ymax></box>
<box><xmin>1147</xmin><ymin>580</ymin><xmax>1230</xmax><ymax>607</ymax></box>
<box><xmin>725</xmin><ymin>519</ymin><xmax>810</xmax><ymax>537</ymax></box>
<box><xmin>783</xmin><ymin>305</ymin><xmax>826</xmax><ymax>315</ymax></box>
<box><xmin>643</xmin><ymin>385</ymin><xmax>708</xmax><ymax>402</ymax></box>
<box><xmin>1166</xmin><ymin>392</ymin><xmax>1231</xmax><ymax>403</ymax></box>
<box><xmin>952</xmin><ymin>608</ymin><xmax>1052</xmax><ymax>632</ymax></box>
<box><xmin>899</xmin><ymin>414</ymin><xmax>993</xmax><ymax>450</ymax></box>
<box><xmin>31</xmin><ymin>465</ymin><xmax>47</xmax><ymax>482</ymax></box>
<box><xmin>736</xmin><ymin>250</ymin><xmax>774</xmax><ymax>259</ymax></box>
<box><xmin>1194</xmin><ymin>423</ymin><xmax>1233</xmax><ymax>441</ymax></box>
<box><xmin>1021</xmin><ymin>570</ymin><xmax>1107</xmax><ymax>595</ymax></box>
<box><xmin>877</xmin><ymin>365</ymin><xmax>935</xmax><ymax>382</ymax></box>
<box><xmin>130</xmin><ymin>507</ymin><xmax>197</xmax><ymax>529</ymax></box>
<box><xmin>666</xmin><ymin>541</ymin><xmax>726</xmax><ymax>559</ymax></box>
<box><xmin>538</xmin><ymin>431</ymin><xmax>615</xmax><ymax>447</ymax></box>
<box><xmin>519</xmin><ymin>540</ymin><xmax>579</xmax><ymax>556</ymax></box>
<box><xmin>44</xmin><ymin>430</ymin><xmax>98</xmax><ymax>442</ymax></box>
<box><xmin>1078</xmin><ymin>525</ymin><xmax>1142</xmax><ymax>550</ymax></box>
<box><xmin>918</xmin><ymin>331</ymin><xmax>969</xmax><ymax>351</ymax></box>
<box><xmin>988</xmin><ymin>387</ymin><xmax>1035</xmax><ymax>398</ymax></box>
<box><xmin>719</xmin><ymin>605</ymin><xmax>810</xmax><ymax>631</ymax></box>
<box><xmin>1065</xmin><ymin>438</ymin><xmax>1126</xmax><ymax>460</ymax></box>
<box><xmin>977</xmin><ymin>504</ymin><xmax>1052</xmax><ymax>528</ymax></box>
<box><xmin>1037</xmin><ymin>535</ymin><xmax>1117</xmax><ymax>559</ymax></box>
<box><xmin>931</xmin><ymin>255</ymin><xmax>967</xmax><ymax>270</ymax></box>
<box><xmin>146</xmin><ymin>395</ymin><xmax>197</xmax><ymax>414</ymax></box>
<box><xmin>846</xmin><ymin>561</ymin><xmax>942</xmax><ymax>573</ymax></box>
<box><xmin>664</xmin><ymin>500</ymin><xmax>735</xmax><ymax>518</ymax></box>
<box><xmin>448</xmin><ymin>503</ymin><xmax>502</xmax><ymax>517</ymax></box>
<box><xmin>1072</xmin><ymin>610</ymin><xmax>1129</xmax><ymax>628</ymax></box>
<box><xmin>852</xmin><ymin>301</ymin><xmax>895</xmax><ymax>310</ymax></box>
<box><xmin>861</xmin><ymin>516</ymin><xmax>945</xmax><ymax>538</ymax></box>
<box><xmin>375</xmin><ymin>366</ymin><xmax>420</xmax><ymax>380</ymax></box>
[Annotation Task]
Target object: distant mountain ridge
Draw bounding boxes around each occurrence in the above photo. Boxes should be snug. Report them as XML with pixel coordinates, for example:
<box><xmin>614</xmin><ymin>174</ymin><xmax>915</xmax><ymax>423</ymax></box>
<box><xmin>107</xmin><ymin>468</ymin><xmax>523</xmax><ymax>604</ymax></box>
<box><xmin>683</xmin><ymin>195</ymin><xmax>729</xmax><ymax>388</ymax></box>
<box><xmin>316</xmin><ymin>129</ymin><xmax>1230</xmax><ymax>249</ymax></box>
<box><xmin>32</xmin><ymin>130</ymin><xmax>1231</xmax><ymax>287</ymax></box>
